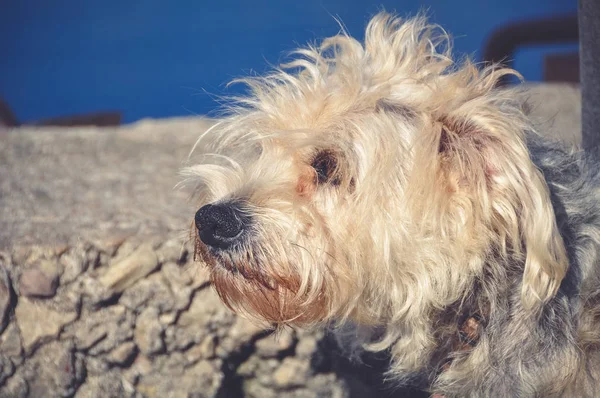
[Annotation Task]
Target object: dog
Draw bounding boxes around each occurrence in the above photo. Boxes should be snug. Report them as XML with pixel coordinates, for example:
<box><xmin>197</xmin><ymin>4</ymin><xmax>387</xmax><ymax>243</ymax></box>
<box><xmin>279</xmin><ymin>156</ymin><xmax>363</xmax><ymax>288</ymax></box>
<box><xmin>182</xmin><ymin>13</ymin><xmax>600</xmax><ymax>396</ymax></box>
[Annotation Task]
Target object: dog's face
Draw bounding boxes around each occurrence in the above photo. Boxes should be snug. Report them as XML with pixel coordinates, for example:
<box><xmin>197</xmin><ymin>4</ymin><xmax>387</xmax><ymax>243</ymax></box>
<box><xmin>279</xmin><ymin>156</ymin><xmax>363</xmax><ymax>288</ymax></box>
<box><xmin>188</xmin><ymin>105</ymin><xmax>413</xmax><ymax>326</ymax></box>
<box><xmin>183</xmin><ymin>14</ymin><xmax>568</xmax><ymax>331</ymax></box>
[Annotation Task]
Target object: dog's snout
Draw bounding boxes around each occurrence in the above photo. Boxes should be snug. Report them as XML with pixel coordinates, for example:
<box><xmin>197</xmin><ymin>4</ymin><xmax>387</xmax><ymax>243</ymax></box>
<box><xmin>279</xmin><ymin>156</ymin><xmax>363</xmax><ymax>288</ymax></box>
<box><xmin>195</xmin><ymin>202</ymin><xmax>248</xmax><ymax>250</ymax></box>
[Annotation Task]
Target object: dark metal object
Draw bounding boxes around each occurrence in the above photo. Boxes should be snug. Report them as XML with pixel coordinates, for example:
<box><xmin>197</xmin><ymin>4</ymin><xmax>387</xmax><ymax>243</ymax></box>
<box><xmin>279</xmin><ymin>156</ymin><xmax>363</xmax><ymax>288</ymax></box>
<box><xmin>482</xmin><ymin>15</ymin><xmax>579</xmax><ymax>85</ymax></box>
<box><xmin>32</xmin><ymin>111</ymin><xmax>122</xmax><ymax>127</ymax></box>
<box><xmin>0</xmin><ymin>98</ymin><xmax>122</xmax><ymax>128</ymax></box>
<box><xmin>544</xmin><ymin>52</ymin><xmax>580</xmax><ymax>83</ymax></box>
<box><xmin>579</xmin><ymin>0</ymin><xmax>600</xmax><ymax>151</ymax></box>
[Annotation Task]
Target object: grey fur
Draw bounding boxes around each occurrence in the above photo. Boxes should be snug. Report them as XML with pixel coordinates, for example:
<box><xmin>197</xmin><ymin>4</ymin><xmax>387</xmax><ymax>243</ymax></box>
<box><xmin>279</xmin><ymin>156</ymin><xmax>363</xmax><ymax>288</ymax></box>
<box><xmin>415</xmin><ymin>136</ymin><xmax>600</xmax><ymax>396</ymax></box>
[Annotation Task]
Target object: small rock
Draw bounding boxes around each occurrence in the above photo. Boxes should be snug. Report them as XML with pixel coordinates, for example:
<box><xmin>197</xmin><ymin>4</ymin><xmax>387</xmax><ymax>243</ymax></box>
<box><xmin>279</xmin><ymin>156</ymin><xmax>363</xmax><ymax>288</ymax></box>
<box><xmin>216</xmin><ymin>316</ymin><xmax>267</xmax><ymax>356</ymax></box>
<box><xmin>121</xmin><ymin>377</ymin><xmax>137</xmax><ymax>398</ymax></box>
<box><xmin>198</xmin><ymin>334</ymin><xmax>217</xmax><ymax>359</ymax></box>
<box><xmin>1</xmin><ymin>373</ymin><xmax>28</xmax><ymax>398</ymax></box>
<box><xmin>13</xmin><ymin>245</ymin><xmax>62</xmax><ymax>266</ymax></box>
<box><xmin>0</xmin><ymin>266</ymin><xmax>13</xmax><ymax>332</ymax></box>
<box><xmin>47</xmin><ymin>282</ymin><xmax>83</xmax><ymax>314</ymax></box>
<box><xmin>134</xmin><ymin>307</ymin><xmax>164</xmax><ymax>356</ymax></box>
<box><xmin>159</xmin><ymin>312</ymin><xmax>177</xmax><ymax>325</ymax></box>
<box><xmin>0</xmin><ymin>251</ymin><xmax>9</xmax><ymax>266</ymax></box>
<box><xmin>172</xmin><ymin>285</ymin><xmax>194</xmax><ymax>312</ymax></box>
<box><xmin>295</xmin><ymin>336</ymin><xmax>318</xmax><ymax>358</ymax></box>
<box><xmin>107</xmin><ymin>342</ymin><xmax>138</xmax><ymax>365</ymax></box>
<box><xmin>11</xmin><ymin>246</ymin><xmax>32</xmax><ymax>267</ymax></box>
<box><xmin>122</xmin><ymin>353</ymin><xmax>153</xmax><ymax>386</ymax></box>
<box><xmin>306</xmin><ymin>374</ymin><xmax>348</xmax><ymax>398</ymax></box>
<box><xmin>0</xmin><ymin>323</ymin><xmax>23</xmax><ymax>361</ymax></box>
<box><xmin>76</xmin><ymin>328</ymin><xmax>107</xmax><ymax>351</ymax></box>
<box><xmin>90</xmin><ymin>232</ymin><xmax>132</xmax><ymax>256</ymax></box>
<box><xmin>111</xmin><ymin>239</ymin><xmax>142</xmax><ymax>264</ymax></box>
<box><xmin>184</xmin><ymin>360</ymin><xmax>223</xmax><ymax>396</ymax></box>
<box><xmin>74</xmin><ymin>372</ymin><xmax>127</xmax><ymax>398</ymax></box>
<box><xmin>84</xmin><ymin>356</ymin><xmax>110</xmax><ymax>376</ymax></box>
<box><xmin>252</xmin><ymin>358</ymin><xmax>280</xmax><ymax>386</ymax></box>
<box><xmin>272</xmin><ymin>358</ymin><xmax>310</xmax><ymax>388</ymax></box>
<box><xmin>137</xmin><ymin>359</ymin><xmax>222</xmax><ymax>398</ymax></box>
<box><xmin>76</xmin><ymin>275</ymin><xmax>115</xmax><ymax>309</ymax></box>
<box><xmin>98</xmin><ymin>252</ymin><xmax>111</xmax><ymax>270</ymax></box>
<box><xmin>85</xmin><ymin>248</ymin><xmax>101</xmax><ymax>270</ymax></box>
<box><xmin>15</xmin><ymin>297</ymin><xmax>78</xmax><ymax>352</ymax></box>
<box><xmin>155</xmin><ymin>351</ymin><xmax>187</xmax><ymax>376</ymax></box>
<box><xmin>22</xmin><ymin>341</ymin><xmax>84</xmax><ymax>398</ymax></box>
<box><xmin>19</xmin><ymin>262</ymin><xmax>59</xmax><ymax>298</ymax></box>
<box><xmin>38</xmin><ymin>257</ymin><xmax>61</xmax><ymax>281</ymax></box>
<box><xmin>156</xmin><ymin>238</ymin><xmax>187</xmax><ymax>265</ymax></box>
<box><xmin>161</xmin><ymin>261</ymin><xmax>192</xmax><ymax>286</ymax></box>
<box><xmin>163</xmin><ymin>326</ymin><xmax>178</xmax><ymax>350</ymax></box>
<box><xmin>59</xmin><ymin>246</ymin><xmax>89</xmax><ymax>284</ymax></box>
<box><xmin>237</xmin><ymin>356</ymin><xmax>260</xmax><ymax>378</ymax></box>
<box><xmin>70</xmin><ymin>305</ymin><xmax>133</xmax><ymax>355</ymax></box>
<box><xmin>119</xmin><ymin>274</ymin><xmax>164</xmax><ymax>310</ymax></box>
<box><xmin>255</xmin><ymin>329</ymin><xmax>295</xmax><ymax>357</ymax></box>
<box><xmin>119</xmin><ymin>272</ymin><xmax>174</xmax><ymax>313</ymax></box>
<box><xmin>189</xmin><ymin>266</ymin><xmax>211</xmax><ymax>289</ymax></box>
<box><xmin>185</xmin><ymin>335</ymin><xmax>216</xmax><ymax>364</ymax></box>
<box><xmin>0</xmin><ymin>355</ymin><xmax>15</xmax><ymax>385</ymax></box>
<box><xmin>172</xmin><ymin>288</ymin><xmax>233</xmax><ymax>351</ymax></box>
<box><xmin>229</xmin><ymin>316</ymin><xmax>266</xmax><ymax>344</ymax></box>
<box><xmin>99</xmin><ymin>243</ymin><xmax>159</xmax><ymax>293</ymax></box>
<box><xmin>243</xmin><ymin>379</ymin><xmax>278</xmax><ymax>398</ymax></box>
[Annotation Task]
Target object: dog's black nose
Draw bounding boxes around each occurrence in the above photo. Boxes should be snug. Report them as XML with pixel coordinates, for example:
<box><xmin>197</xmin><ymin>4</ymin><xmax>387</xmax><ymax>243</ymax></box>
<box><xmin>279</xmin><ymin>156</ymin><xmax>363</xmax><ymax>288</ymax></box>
<box><xmin>195</xmin><ymin>202</ymin><xmax>247</xmax><ymax>250</ymax></box>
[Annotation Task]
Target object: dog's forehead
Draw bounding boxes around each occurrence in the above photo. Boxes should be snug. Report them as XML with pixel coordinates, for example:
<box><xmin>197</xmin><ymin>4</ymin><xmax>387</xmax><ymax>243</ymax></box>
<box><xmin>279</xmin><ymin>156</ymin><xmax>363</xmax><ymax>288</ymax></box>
<box><xmin>227</xmin><ymin>110</ymin><xmax>413</xmax><ymax>177</ymax></box>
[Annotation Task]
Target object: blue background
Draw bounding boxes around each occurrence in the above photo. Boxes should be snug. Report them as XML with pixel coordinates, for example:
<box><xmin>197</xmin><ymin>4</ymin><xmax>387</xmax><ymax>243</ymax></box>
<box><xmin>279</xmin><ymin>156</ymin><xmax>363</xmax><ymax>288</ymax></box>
<box><xmin>0</xmin><ymin>0</ymin><xmax>578</xmax><ymax>124</ymax></box>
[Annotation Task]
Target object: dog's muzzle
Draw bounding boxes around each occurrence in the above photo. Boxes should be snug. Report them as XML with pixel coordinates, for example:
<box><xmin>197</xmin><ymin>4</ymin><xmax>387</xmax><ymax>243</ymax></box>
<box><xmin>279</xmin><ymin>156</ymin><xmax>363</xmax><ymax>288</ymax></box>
<box><xmin>195</xmin><ymin>201</ymin><xmax>249</xmax><ymax>250</ymax></box>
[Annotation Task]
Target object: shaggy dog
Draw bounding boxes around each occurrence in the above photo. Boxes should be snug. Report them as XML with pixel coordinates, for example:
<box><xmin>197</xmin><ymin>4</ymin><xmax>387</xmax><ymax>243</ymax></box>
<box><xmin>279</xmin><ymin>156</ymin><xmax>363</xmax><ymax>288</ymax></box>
<box><xmin>182</xmin><ymin>13</ymin><xmax>600</xmax><ymax>396</ymax></box>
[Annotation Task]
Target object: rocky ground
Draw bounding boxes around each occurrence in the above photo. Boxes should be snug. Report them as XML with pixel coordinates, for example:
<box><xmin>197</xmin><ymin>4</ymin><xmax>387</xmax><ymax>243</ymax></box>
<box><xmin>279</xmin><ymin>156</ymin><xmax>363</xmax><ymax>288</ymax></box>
<box><xmin>1</xmin><ymin>233</ymin><xmax>414</xmax><ymax>398</ymax></box>
<box><xmin>0</xmin><ymin>84</ymin><xmax>581</xmax><ymax>398</ymax></box>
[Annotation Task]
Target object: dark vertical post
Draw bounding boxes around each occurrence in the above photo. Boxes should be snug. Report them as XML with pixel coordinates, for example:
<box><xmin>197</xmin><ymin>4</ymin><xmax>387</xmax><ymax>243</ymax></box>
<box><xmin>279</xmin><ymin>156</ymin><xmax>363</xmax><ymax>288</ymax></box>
<box><xmin>579</xmin><ymin>0</ymin><xmax>600</xmax><ymax>150</ymax></box>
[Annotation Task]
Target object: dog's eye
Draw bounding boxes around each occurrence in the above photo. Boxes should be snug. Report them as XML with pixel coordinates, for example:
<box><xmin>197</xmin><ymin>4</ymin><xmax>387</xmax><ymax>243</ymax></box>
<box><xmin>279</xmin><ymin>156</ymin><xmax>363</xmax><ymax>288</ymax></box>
<box><xmin>311</xmin><ymin>151</ymin><xmax>340</xmax><ymax>186</ymax></box>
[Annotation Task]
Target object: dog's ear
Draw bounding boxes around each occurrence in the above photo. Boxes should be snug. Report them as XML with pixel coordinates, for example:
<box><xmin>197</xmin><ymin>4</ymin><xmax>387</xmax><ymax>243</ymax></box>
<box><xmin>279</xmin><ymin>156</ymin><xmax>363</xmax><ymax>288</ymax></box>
<box><xmin>510</xmin><ymin>153</ymin><xmax>569</xmax><ymax>313</ymax></box>
<box><xmin>420</xmin><ymin>115</ymin><xmax>569</xmax><ymax>313</ymax></box>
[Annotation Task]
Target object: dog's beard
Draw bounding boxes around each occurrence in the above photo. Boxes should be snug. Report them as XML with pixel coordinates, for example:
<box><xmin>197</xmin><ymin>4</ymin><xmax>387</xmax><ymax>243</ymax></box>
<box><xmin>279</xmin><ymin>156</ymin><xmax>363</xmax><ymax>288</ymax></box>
<box><xmin>194</xmin><ymin>233</ymin><xmax>331</xmax><ymax>326</ymax></box>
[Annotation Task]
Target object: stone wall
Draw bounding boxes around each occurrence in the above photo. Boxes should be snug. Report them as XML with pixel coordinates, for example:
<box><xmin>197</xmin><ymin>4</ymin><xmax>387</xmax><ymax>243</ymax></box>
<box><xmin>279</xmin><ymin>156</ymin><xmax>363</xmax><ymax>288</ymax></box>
<box><xmin>0</xmin><ymin>84</ymin><xmax>581</xmax><ymax>398</ymax></box>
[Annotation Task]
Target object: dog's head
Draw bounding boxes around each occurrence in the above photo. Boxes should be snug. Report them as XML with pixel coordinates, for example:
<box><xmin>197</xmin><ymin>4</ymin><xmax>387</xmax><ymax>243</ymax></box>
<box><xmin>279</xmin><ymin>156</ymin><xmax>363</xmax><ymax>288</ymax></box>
<box><xmin>182</xmin><ymin>13</ymin><xmax>568</xmax><ymax>331</ymax></box>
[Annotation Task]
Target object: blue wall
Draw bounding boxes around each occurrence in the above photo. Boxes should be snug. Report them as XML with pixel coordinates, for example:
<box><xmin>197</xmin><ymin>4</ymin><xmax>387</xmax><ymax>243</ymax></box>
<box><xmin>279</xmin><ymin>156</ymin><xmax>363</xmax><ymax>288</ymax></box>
<box><xmin>0</xmin><ymin>0</ymin><xmax>577</xmax><ymax>123</ymax></box>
